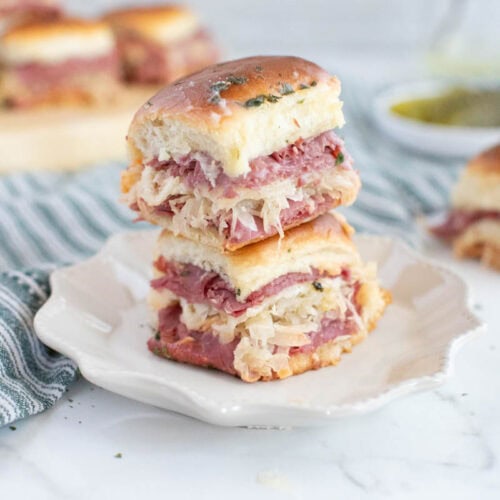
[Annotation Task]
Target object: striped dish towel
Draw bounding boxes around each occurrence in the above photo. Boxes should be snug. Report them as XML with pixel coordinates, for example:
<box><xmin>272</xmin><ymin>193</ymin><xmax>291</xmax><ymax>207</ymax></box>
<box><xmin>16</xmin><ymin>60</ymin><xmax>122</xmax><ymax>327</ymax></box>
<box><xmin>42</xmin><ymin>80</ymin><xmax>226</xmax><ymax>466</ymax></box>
<box><xmin>0</xmin><ymin>165</ymin><xmax>142</xmax><ymax>426</ymax></box>
<box><xmin>0</xmin><ymin>267</ymin><xmax>76</xmax><ymax>424</ymax></box>
<box><xmin>0</xmin><ymin>85</ymin><xmax>463</xmax><ymax>427</ymax></box>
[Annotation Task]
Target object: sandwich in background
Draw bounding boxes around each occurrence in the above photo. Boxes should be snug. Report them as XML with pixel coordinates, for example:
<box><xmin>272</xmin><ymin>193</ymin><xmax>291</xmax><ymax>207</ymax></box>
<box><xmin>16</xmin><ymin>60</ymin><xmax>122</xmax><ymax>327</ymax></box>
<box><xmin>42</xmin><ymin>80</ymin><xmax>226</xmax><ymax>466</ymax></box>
<box><xmin>104</xmin><ymin>5</ymin><xmax>219</xmax><ymax>84</ymax></box>
<box><xmin>431</xmin><ymin>144</ymin><xmax>500</xmax><ymax>270</ymax></box>
<box><xmin>0</xmin><ymin>4</ymin><xmax>220</xmax><ymax>171</ymax></box>
<box><xmin>0</xmin><ymin>18</ymin><xmax>120</xmax><ymax>108</ymax></box>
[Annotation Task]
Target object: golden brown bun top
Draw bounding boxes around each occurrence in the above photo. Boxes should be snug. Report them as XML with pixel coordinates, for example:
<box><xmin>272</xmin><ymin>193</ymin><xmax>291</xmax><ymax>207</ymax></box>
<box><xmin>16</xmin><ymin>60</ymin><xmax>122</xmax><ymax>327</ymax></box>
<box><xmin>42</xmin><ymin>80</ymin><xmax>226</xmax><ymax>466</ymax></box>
<box><xmin>104</xmin><ymin>4</ymin><xmax>194</xmax><ymax>23</ymax></box>
<box><xmin>0</xmin><ymin>17</ymin><xmax>115</xmax><ymax>64</ymax></box>
<box><xmin>466</xmin><ymin>144</ymin><xmax>500</xmax><ymax>178</ymax></box>
<box><xmin>133</xmin><ymin>55</ymin><xmax>335</xmax><ymax>127</ymax></box>
<box><xmin>127</xmin><ymin>56</ymin><xmax>343</xmax><ymax>176</ymax></box>
<box><xmin>104</xmin><ymin>5</ymin><xmax>198</xmax><ymax>42</ymax></box>
<box><xmin>1</xmin><ymin>17</ymin><xmax>111</xmax><ymax>41</ymax></box>
<box><xmin>228</xmin><ymin>211</ymin><xmax>354</xmax><ymax>268</ymax></box>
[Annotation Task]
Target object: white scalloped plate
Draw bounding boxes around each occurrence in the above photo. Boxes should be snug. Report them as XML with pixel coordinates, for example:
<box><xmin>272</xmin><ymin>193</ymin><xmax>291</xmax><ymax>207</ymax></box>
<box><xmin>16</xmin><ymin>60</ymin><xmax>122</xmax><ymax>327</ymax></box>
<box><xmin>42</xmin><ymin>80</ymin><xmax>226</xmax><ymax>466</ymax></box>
<box><xmin>34</xmin><ymin>231</ymin><xmax>483</xmax><ymax>427</ymax></box>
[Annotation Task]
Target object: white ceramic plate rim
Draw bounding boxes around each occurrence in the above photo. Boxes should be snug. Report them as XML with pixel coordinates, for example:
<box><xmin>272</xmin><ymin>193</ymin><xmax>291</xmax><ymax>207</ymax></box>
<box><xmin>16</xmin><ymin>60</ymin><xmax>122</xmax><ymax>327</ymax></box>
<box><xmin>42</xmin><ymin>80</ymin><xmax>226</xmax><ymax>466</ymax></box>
<box><xmin>34</xmin><ymin>231</ymin><xmax>484</xmax><ymax>427</ymax></box>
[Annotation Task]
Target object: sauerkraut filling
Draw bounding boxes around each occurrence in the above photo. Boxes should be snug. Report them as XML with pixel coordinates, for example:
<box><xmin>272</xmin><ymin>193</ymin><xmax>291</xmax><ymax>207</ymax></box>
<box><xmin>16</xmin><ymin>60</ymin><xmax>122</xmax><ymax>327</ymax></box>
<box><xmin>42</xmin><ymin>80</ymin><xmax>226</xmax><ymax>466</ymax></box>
<box><xmin>178</xmin><ymin>277</ymin><xmax>362</xmax><ymax>346</ymax></box>
<box><xmin>148</xmin><ymin>268</ymin><xmax>365</xmax><ymax>381</ymax></box>
<box><xmin>127</xmin><ymin>130</ymin><xmax>359</xmax><ymax>244</ymax></box>
<box><xmin>152</xmin><ymin>177</ymin><xmax>348</xmax><ymax>244</ymax></box>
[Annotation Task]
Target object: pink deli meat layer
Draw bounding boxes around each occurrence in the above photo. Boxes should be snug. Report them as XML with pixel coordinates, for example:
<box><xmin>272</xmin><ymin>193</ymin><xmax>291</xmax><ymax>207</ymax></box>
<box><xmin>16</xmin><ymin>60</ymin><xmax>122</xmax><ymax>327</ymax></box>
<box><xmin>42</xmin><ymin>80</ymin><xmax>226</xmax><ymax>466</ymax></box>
<box><xmin>12</xmin><ymin>52</ymin><xmax>119</xmax><ymax>85</ymax></box>
<box><xmin>147</xmin><ymin>304</ymin><xmax>359</xmax><ymax>377</ymax></box>
<box><xmin>431</xmin><ymin>209</ymin><xmax>500</xmax><ymax>239</ymax></box>
<box><xmin>148</xmin><ymin>129</ymin><xmax>352</xmax><ymax>195</ymax></box>
<box><xmin>151</xmin><ymin>255</ymin><xmax>351</xmax><ymax>316</ymax></box>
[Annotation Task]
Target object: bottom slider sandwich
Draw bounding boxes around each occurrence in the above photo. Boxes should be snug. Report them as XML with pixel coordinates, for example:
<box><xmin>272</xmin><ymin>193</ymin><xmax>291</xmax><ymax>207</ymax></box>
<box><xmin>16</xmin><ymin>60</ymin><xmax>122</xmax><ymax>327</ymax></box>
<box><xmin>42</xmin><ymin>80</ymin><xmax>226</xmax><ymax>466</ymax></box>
<box><xmin>148</xmin><ymin>213</ymin><xmax>390</xmax><ymax>382</ymax></box>
<box><xmin>431</xmin><ymin>144</ymin><xmax>500</xmax><ymax>271</ymax></box>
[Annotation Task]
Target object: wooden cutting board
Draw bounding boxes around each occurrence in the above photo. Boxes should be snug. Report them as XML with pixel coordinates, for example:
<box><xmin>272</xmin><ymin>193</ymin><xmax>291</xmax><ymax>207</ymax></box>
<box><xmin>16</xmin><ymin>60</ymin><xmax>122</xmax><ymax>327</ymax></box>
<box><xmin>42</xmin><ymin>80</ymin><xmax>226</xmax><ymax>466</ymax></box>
<box><xmin>0</xmin><ymin>86</ymin><xmax>158</xmax><ymax>173</ymax></box>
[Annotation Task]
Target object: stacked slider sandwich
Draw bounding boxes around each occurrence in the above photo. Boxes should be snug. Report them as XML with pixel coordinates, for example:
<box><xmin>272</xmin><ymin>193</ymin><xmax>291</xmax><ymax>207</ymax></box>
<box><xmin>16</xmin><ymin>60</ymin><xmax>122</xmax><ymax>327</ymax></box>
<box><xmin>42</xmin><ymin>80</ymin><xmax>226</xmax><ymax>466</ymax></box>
<box><xmin>122</xmin><ymin>56</ymin><xmax>390</xmax><ymax>382</ymax></box>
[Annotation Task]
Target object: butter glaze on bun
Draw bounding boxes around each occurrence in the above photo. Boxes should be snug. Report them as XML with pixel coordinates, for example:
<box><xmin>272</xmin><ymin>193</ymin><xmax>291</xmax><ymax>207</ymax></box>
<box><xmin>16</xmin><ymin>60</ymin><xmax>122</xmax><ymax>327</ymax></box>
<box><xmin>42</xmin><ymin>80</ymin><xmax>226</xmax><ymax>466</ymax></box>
<box><xmin>0</xmin><ymin>18</ymin><xmax>115</xmax><ymax>65</ymax></box>
<box><xmin>127</xmin><ymin>55</ymin><xmax>345</xmax><ymax>177</ymax></box>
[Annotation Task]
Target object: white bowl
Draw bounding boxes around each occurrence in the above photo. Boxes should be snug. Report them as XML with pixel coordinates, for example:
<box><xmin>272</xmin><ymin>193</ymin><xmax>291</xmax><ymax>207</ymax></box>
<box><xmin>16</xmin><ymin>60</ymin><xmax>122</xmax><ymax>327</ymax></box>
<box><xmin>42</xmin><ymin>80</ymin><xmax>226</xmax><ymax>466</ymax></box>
<box><xmin>373</xmin><ymin>81</ymin><xmax>500</xmax><ymax>158</ymax></box>
<box><xmin>34</xmin><ymin>230</ymin><xmax>483</xmax><ymax>427</ymax></box>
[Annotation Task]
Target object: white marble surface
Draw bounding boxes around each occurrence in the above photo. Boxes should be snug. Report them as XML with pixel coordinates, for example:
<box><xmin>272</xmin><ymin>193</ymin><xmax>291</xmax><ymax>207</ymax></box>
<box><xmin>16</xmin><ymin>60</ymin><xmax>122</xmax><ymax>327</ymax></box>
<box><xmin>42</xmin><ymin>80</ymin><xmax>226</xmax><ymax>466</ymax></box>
<box><xmin>1</xmin><ymin>1</ymin><xmax>500</xmax><ymax>498</ymax></box>
<box><xmin>1</xmin><ymin>240</ymin><xmax>499</xmax><ymax>500</ymax></box>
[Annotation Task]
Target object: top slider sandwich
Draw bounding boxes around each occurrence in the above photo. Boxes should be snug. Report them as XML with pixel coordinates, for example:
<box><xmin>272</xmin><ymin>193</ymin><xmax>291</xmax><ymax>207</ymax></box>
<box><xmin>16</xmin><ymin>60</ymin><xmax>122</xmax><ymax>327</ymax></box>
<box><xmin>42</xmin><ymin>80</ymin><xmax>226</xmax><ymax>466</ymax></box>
<box><xmin>431</xmin><ymin>144</ymin><xmax>500</xmax><ymax>270</ymax></box>
<box><xmin>122</xmin><ymin>55</ymin><xmax>360</xmax><ymax>251</ymax></box>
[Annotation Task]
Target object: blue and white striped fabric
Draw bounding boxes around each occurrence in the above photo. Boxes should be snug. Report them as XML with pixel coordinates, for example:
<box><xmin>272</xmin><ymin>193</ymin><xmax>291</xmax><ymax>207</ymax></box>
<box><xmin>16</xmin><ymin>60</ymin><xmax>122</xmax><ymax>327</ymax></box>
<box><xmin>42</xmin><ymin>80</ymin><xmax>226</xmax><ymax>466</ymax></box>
<box><xmin>0</xmin><ymin>85</ymin><xmax>463</xmax><ymax>426</ymax></box>
<box><xmin>0</xmin><ymin>267</ymin><xmax>76</xmax><ymax>424</ymax></box>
